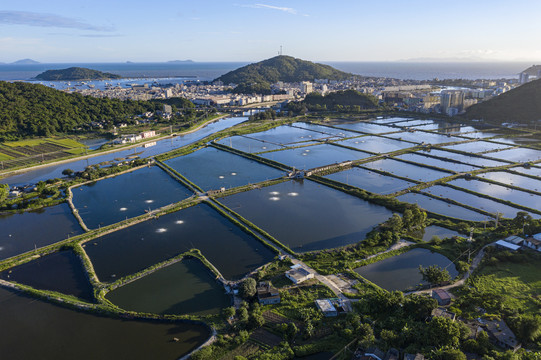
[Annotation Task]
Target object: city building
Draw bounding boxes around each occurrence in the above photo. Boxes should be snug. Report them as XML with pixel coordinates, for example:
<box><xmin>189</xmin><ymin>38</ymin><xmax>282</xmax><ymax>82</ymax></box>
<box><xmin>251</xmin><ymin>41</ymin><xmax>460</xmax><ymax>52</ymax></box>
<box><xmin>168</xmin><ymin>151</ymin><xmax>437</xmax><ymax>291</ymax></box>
<box><xmin>300</xmin><ymin>81</ymin><xmax>313</xmax><ymax>94</ymax></box>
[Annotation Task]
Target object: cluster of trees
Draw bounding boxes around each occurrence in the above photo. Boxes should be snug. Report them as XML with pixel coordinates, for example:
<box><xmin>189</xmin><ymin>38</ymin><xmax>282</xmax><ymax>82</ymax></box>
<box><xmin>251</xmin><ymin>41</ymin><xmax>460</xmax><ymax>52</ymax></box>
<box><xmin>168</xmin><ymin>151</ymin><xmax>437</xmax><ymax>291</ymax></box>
<box><xmin>0</xmin><ymin>81</ymin><xmax>157</xmax><ymax>140</ymax></box>
<box><xmin>248</xmin><ymin>109</ymin><xmax>283</xmax><ymax>121</ymax></box>
<box><xmin>0</xmin><ymin>183</ymin><xmax>8</xmax><ymax>202</ymax></box>
<box><xmin>418</xmin><ymin>264</ymin><xmax>452</xmax><ymax>284</ymax></box>
<box><xmin>363</xmin><ymin>205</ymin><xmax>427</xmax><ymax>247</ymax></box>
<box><xmin>288</xmin><ymin>90</ymin><xmax>381</xmax><ymax>114</ymax></box>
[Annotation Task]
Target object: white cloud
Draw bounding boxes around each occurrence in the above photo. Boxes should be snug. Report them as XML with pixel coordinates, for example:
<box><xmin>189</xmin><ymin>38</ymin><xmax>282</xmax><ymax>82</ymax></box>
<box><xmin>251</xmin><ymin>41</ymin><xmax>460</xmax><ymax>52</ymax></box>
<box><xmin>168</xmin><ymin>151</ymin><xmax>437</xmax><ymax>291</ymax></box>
<box><xmin>240</xmin><ymin>3</ymin><xmax>298</xmax><ymax>15</ymax></box>
<box><xmin>0</xmin><ymin>11</ymin><xmax>114</xmax><ymax>31</ymax></box>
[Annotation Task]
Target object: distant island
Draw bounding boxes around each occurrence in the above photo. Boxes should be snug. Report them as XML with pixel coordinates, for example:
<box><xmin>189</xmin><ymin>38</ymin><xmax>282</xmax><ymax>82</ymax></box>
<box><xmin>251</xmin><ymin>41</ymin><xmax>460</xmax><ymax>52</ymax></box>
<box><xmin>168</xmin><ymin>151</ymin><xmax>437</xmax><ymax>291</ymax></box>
<box><xmin>464</xmin><ymin>78</ymin><xmax>541</xmax><ymax>124</ymax></box>
<box><xmin>35</xmin><ymin>67</ymin><xmax>122</xmax><ymax>81</ymax></box>
<box><xmin>215</xmin><ymin>55</ymin><xmax>354</xmax><ymax>94</ymax></box>
<box><xmin>11</xmin><ymin>59</ymin><xmax>40</xmax><ymax>65</ymax></box>
<box><xmin>167</xmin><ymin>60</ymin><xmax>194</xmax><ymax>63</ymax></box>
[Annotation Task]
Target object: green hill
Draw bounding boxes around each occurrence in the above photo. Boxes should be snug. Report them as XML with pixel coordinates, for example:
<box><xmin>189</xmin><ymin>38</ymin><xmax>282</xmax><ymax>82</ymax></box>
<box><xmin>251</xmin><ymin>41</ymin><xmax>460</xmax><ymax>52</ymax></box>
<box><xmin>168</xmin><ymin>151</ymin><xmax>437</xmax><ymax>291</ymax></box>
<box><xmin>215</xmin><ymin>55</ymin><xmax>354</xmax><ymax>93</ymax></box>
<box><xmin>464</xmin><ymin>79</ymin><xmax>541</xmax><ymax>125</ymax></box>
<box><xmin>35</xmin><ymin>67</ymin><xmax>122</xmax><ymax>81</ymax></box>
<box><xmin>0</xmin><ymin>81</ymin><xmax>154</xmax><ymax>140</ymax></box>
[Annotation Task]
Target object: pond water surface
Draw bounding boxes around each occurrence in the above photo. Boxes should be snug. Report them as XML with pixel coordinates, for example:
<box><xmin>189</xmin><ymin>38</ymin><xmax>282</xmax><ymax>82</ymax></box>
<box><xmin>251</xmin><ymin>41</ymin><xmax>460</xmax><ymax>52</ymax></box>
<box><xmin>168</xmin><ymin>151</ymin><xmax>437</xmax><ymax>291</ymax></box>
<box><xmin>106</xmin><ymin>258</ymin><xmax>230</xmax><ymax>316</ymax></box>
<box><xmin>259</xmin><ymin>143</ymin><xmax>371</xmax><ymax>170</ymax></box>
<box><xmin>85</xmin><ymin>203</ymin><xmax>275</xmax><ymax>281</ymax></box>
<box><xmin>324</xmin><ymin>167</ymin><xmax>415</xmax><ymax>194</ymax></box>
<box><xmin>354</xmin><ymin>248</ymin><xmax>458</xmax><ymax>291</ymax></box>
<box><xmin>0</xmin><ymin>251</ymin><xmax>94</xmax><ymax>302</ymax></box>
<box><xmin>220</xmin><ymin>180</ymin><xmax>393</xmax><ymax>252</ymax></box>
<box><xmin>165</xmin><ymin>147</ymin><xmax>284</xmax><ymax>190</ymax></box>
<box><xmin>0</xmin><ymin>287</ymin><xmax>209</xmax><ymax>360</ymax></box>
<box><xmin>477</xmin><ymin>171</ymin><xmax>541</xmax><ymax>192</ymax></box>
<box><xmin>72</xmin><ymin>166</ymin><xmax>193</xmax><ymax>229</ymax></box>
<box><xmin>0</xmin><ymin>203</ymin><xmax>83</xmax><ymax>260</ymax></box>
<box><xmin>396</xmin><ymin>192</ymin><xmax>487</xmax><ymax>221</ymax></box>
<box><xmin>414</xmin><ymin>225</ymin><xmax>465</xmax><ymax>242</ymax></box>
<box><xmin>362</xmin><ymin>158</ymin><xmax>451</xmax><ymax>182</ymax></box>
<box><xmin>336</xmin><ymin>136</ymin><xmax>414</xmax><ymax>154</ymax></box>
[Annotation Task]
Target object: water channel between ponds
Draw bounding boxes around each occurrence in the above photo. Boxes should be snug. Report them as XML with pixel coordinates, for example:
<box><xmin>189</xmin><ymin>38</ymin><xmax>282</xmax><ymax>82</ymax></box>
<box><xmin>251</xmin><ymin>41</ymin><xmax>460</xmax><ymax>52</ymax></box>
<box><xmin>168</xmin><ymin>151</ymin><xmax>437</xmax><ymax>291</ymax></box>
<box><xmin>164</xmin><ymin>147</ymin><xmax>285</xmax><ymax>191</ymax></box>
<box><xmin>0</xmin><ymin>287</ymin><xmax>209</xmax><ymax>360</ymax></box>
<box><xmin>0</xmin><ymin>250</ymin><xmax>94</xmax><ymax>302</ymax></box>
<box><xmin>0</xmin><ymin>203</ymin><xmax>83</xmax><ymax>260</ymax></box>
<box><xmin>106</xmin><ymin>258</ymin><xmax>230</xmax><ymax>316</ymax></box>
<box><xmin>354</xmin><ymin>248</ymin><xmax>458</xmax><ymax>291</ymax></box>
<box><xmin>0</xmin><ymin>116</ymin><xmax>247</xmax><ymax>187</ymax></box>
<box><xmin>84</xmin><ymin>203</ymin><xmax>275</xmax><ymax>281</ymax></box>
<box><xmin>219</xmin><ymin>179</ymin><xmax>394</xmax><ymax>252</ymax></box>
<box><xmin>72</xmin><ymin>165</ymin><xmax>194</xmax><ymax>229</ymax></box>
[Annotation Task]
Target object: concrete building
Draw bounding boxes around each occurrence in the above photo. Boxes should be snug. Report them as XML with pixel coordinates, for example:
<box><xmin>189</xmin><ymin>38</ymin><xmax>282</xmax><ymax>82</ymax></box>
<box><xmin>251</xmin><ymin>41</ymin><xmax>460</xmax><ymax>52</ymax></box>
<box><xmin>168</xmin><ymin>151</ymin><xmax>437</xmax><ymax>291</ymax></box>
<box><xmin>285</xmin><ymin>265</ymin><xmax>314</xmax><ymax>284</ymax></box>
<box><xmin>440</xmin><ymin>90</ymin><xmax>464</xmax><ymax>115</ymax></box>
<box><xmin>315</xmin><ymin>299</ymin><xmax>338</xmax><ymax>317</ymax></box>
<box><xmin>140</xmin><ymin>130</ymin><xmax>156</xmax><ymax>139</ymax></box>
<box><xmin>494</xmin><ymin>240</ymin><xmax>521</xmax><ymax>251</ymax></box>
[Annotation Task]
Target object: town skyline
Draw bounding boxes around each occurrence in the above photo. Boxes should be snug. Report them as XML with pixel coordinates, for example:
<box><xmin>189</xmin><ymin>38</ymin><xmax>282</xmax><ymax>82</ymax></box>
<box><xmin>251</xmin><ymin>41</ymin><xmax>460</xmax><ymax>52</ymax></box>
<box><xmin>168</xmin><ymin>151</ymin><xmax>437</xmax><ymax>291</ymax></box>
<box><xmin>1</xmin><ymin>0</ymin><xmax>541</xmax><ymax>63</ymax></box>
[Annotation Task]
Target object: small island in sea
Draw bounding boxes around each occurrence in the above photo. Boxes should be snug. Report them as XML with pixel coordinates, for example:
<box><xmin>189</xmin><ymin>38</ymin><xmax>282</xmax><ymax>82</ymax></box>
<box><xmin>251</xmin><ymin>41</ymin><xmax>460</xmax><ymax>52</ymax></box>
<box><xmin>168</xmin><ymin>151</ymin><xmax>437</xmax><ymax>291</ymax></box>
<box><xmin>35</xmin><ymin>67</ymin><xmax>122</xmax><ymax>81</ymax></box>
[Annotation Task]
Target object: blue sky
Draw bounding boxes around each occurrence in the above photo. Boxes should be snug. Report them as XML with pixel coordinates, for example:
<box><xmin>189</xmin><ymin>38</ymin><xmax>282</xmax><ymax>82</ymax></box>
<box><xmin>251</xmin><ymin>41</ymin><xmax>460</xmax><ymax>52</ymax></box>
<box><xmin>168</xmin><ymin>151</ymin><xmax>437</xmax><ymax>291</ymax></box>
<box><xmin>1</xmin><ymin>0</ymin><xmax>540</xmax><ymax>63</ymax></box>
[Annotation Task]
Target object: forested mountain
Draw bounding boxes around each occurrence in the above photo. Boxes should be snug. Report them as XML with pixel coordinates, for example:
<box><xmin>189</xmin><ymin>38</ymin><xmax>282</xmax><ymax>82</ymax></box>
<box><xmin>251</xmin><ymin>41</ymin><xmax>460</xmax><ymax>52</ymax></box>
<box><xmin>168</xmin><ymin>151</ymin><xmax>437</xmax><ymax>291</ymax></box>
<box><xmin>215</xmin><ymin>55</ymin><xmax>354</xmax><ymax>94</ymax></box>
<box><xmin>0</xmin><ymin>81</ymin><xmax>154</xmax><ymax>140</ymax></box>
<box><xmin>35</xmin><ymin>67</ymin><xmax>122</xmax><ymax>81</ymax></box>
<box><xmin>288</xmin><ymin>90</ymin><xmax>381</xmax><ymax>114</ymax></box>
<box><xmin>464</xmin><ymin>79</ymin><xmax>541</xmax><ymax>125</ymax></box>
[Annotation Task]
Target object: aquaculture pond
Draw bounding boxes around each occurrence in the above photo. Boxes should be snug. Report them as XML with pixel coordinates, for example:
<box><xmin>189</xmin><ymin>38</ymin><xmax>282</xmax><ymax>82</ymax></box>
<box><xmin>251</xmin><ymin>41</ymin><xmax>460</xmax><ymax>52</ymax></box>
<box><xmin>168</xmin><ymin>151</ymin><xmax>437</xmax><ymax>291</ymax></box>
<box><xmin>331</xmin><ymin>121</ymin><xmax>398</xmax><ymax>134</ymax></box>
<box><xmin>0</xmin><ymin>287</ymin><xmax>209</xmax><ymax>360</ymax></box>
<box><xmin>324</xmin><ymin>167</ymin><xmax>416</xmax><ymax>195</ymax></box>
<box><xmin>220</xmin><ymin>179</ymin><xmax>393</xmax><ymax>252</ymax></box>
<box><xmin>448</xmin><ymin>179</ymin><xmax>541</xmax><ymax>212</ymax></box>
<box><xmin>422</xmin><ymin>185</ymin><xmax>539</xmax><ymax>219</ymax></box>
<box><xmin>415</xmin><ymin>148</ymin><xmax>507</xmax><ymax>168</ymax></box>
<box><xmin>443</xmin><ymin>141</ymin><xmax>513</xmax><ymax>154</ymax></box>
<box><xmin>164</xmin><ymin>147</ymin><xmax>284</xmax><ymax>191</ymax></box>
<box><xmin>336</xmin><ymin>135</ymin><xmax>414</xmax><ymax>154</ymax></box>
<box><xmin>396</xmin><ymin>192</ymin><xmax>487</xmax><ymax>221</ymax></box>
<box><xmin>386</xmin><ymin>131</ymin><xmax>464</xmax><ymax>144</ymax></box>
<box><xmin>247</xmin><ymin>124</ymin><xmax>338</xmax><ymax>145</ymax></box>
<box><xmin>1</xmin><ymin>116</ymin><xmax>247</xmax><ymax>187</ymax></box>
<box><xmin>391</xmin><ymin>119</ymin><xmax>436</xmax><ymax>127</ymax></box>
<box><xmin>477</xmin><ymin>171</ymin><xmax>541</xmax><ymax>192</ymax></box>
<box><xmin>354</xmin><ymin>248</ymin><xmax>458</xmax><ymax>291</ymax></box>
<box><xmin>370</xmin><ymin>117</ymin><xmax>411</xmax><ymax>124</ymax></box>
<box><xmin>0</xmin><ymin>251</ymin><xmax>94</xmax><ymax>302</ymax></box>
<box><xmin>72</xmin><ymin>166</ymin><xmax>193</xmax><ymax>229</ymax></box>
<box><xmin>0</xmin><ymin>203</ymin><xmax>83</xmax><ymax>260</ymax></box>
<box><xmin>84</xmin><ymin>203</ymin><xmax>275</xmax><ymax>281</ymax></box>
<box><xmin>259</xmin><ymin>143</ymin><xmax>371</xmax><ymax>170</ymax></box>
<box><xmin>361</xmin><ymin>158</ymin><xmax>452</xmax><ymax>182</ymax></box>
<box><xmin>290</xmin><ymin>122</ymin><xmax>360</xmax><ymax>138</ymax></box>
<box><xmin>216</xmin><ymin>135</ymin><xmax>285</xmax><ymax>153</ymax></box>
<box><xmin>106</xmin><ymin>258</ymin><xmax>230</xmax><ymax>316</ymax></box>
<box><xmin>414</xmin><ymin>225</ymin><xmax>465</xmax><ymax>242</ymax></box>
<box><xmin>483</xmin><ymin>147</ymin><xmax>541</xmax><ymax>163</ymax></box>
<box><xmin>512</xmin><ymin>166</ymin><xmax>541</xmax><ymax>178</ymax></box>
<box><xmin>395</xmin><ymin>153</ymin><xmax>480</xmax><ymax>173</ymax></box>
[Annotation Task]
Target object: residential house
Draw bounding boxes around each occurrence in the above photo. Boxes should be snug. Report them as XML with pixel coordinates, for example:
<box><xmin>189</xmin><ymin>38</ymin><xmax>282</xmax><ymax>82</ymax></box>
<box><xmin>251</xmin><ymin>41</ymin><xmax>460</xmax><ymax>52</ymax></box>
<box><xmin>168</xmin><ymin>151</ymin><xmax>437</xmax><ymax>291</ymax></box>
<box><xmin>524</xmin><ymin>235</ymin><xmax>541</xmax><ymax>252</ymax></box>
<box><xmin>256</xmin><ymin>282</ymin><xmax>280</xmax><ymax>305</ymax></box>
<box><xmin>485</xmin><ymin>319</ymin><xmax>521</xmax><ymax>351</ymax></box>
<box><xmin>432</xmin><ymin>289</ymin><xmax>452</xmax><ymax>306</ymax></box>
<box><xmin>285</xmin><ymin>265</ymin><xmax>314</xmax><ymax>284</ymax></box>
<box><xmin>315</xmin><ymin>299</ymin><xmax>337</xmax><ymax>317</ymax></box>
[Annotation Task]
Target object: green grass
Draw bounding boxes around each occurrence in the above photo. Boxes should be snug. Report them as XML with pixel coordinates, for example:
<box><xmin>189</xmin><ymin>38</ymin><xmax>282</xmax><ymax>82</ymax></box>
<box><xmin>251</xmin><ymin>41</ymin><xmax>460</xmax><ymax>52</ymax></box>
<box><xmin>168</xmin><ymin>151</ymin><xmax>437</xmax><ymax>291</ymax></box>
<box><xmin>0</xmin><ymin>152</ymin><xmax>13</xmax><ymax>161</ymax></box>
<box><xmin>467</xmin><ymin>259</ymin><xmax>541</xmax><ymax>315</ymax></box>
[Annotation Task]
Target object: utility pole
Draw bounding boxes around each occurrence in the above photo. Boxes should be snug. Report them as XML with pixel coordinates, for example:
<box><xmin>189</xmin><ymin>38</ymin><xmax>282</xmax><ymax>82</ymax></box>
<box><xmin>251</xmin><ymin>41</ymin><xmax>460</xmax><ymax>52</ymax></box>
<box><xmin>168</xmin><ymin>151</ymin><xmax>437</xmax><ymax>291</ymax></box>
<box><xmin>468</xmin><ymin>227</ymin><xmax>474</xmax><ymax>263</ymax></box>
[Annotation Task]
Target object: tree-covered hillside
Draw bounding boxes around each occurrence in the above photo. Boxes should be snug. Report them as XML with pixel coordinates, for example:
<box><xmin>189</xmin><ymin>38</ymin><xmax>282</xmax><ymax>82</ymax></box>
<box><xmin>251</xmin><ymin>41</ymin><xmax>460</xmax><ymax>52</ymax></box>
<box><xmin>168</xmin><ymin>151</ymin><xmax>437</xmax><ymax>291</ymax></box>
<box><xmin>288</xmin><ymin>90</ymin><xmax>381</xmax><ymax>114</ymax></box>
<box><xmin>35</xmin><ymin>67</ymin><xmax>122</xmax><ymax>81</ymax></box>
<box><xmin>215</xmin><ymin>55</ymin><xmax>354</xmax><ymax>93</ymax></box>
<box><xmin>0</xmin><ymin>81</ymin><xmax>154</xmax><ymax>140</ymax></box>
<box><xmin>464</xmin><ymin>79</ymin><xmax>541</xmax><ymax>125</ymax></box>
